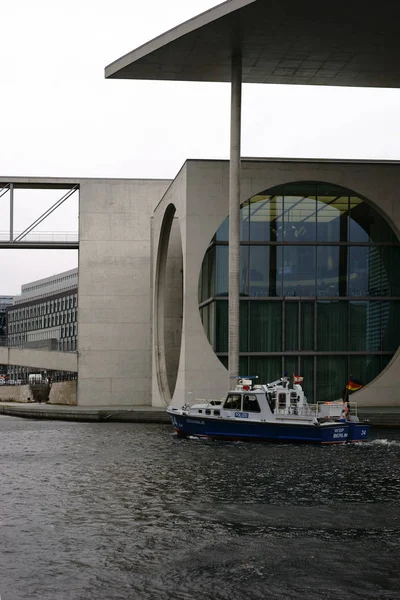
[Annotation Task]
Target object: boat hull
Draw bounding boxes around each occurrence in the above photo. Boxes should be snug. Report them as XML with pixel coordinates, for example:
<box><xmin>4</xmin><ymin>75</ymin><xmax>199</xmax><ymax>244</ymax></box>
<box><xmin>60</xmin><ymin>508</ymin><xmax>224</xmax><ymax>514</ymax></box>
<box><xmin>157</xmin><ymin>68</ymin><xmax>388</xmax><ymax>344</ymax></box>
<box><xmin>347</xmin><ymin>421</ymin><xmax>370</xmax><ymax>442</ymax></box>
<box><xmin>168</xmin><ymin>412</ymin><xmax>369</xmax><ymax>444</ymax></box>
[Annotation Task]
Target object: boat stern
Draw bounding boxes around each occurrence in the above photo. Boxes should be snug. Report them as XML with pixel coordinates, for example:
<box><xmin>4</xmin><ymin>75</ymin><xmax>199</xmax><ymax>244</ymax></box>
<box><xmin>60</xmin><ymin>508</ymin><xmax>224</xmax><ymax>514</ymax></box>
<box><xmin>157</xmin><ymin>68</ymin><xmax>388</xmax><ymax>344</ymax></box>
<box><xmin>347</xmin><ymin>421</ymin><xmax>370</xmax><ymax>442</ymax></box>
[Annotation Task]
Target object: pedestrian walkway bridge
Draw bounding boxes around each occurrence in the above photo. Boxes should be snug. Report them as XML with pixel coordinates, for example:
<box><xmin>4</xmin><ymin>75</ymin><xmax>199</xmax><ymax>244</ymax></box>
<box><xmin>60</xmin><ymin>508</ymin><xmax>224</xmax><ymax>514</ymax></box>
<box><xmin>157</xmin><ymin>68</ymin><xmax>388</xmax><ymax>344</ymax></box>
<box><xmin>0</xmin><ymin>347</ymin><xmax>78</xmax><ymax>372</ymax></box>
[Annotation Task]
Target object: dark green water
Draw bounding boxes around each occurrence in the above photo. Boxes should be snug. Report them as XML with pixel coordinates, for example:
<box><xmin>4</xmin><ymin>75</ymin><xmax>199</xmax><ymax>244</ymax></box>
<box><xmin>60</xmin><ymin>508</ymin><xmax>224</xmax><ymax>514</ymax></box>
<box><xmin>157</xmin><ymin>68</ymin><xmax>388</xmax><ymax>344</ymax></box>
<box><xmin>0</xmin><ymin>417</ymin><xmax>399</xmax><ymax>599</ymax></box>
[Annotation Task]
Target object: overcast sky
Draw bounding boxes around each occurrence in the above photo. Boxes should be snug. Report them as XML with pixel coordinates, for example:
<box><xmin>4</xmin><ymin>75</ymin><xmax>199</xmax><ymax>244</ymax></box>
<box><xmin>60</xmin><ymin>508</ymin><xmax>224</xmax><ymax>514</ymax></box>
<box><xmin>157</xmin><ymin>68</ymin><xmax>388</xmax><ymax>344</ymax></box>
<box><xmin>1</xmin><ymin>0</ymin><xmax>400</xmax><ymax>295</ymax></box>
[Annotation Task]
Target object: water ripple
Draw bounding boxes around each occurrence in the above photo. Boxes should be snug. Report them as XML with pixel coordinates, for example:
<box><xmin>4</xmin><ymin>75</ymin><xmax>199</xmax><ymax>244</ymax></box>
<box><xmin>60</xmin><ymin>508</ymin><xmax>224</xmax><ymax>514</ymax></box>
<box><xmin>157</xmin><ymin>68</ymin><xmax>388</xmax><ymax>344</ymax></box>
<box><xmin>0</xmin><ymin>418</ymin><xmax>399</xmax><ymax>599</ymax></box>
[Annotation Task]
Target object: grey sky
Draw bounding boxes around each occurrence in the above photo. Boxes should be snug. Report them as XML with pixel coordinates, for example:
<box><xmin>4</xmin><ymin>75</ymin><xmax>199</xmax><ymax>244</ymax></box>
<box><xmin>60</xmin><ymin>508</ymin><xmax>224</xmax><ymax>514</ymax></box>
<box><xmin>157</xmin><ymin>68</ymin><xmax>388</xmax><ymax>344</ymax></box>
<box><xmin>1</xmin><ymin>0</ymin><xmax>400</xmax><ymax>295</ymax></box>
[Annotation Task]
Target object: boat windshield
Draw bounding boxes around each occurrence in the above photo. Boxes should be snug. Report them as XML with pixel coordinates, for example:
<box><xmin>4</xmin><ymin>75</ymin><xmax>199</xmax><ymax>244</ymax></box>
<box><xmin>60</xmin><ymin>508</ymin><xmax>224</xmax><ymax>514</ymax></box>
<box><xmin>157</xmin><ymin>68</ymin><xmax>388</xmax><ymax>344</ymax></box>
<box><xmin>243</xmin><ymin>394</ymin><xmax>261</xmax><ymax>412</ymax></box>
<box><xmin>224</xmin><ymin>394</ymin><xmax>241</xmax><ymax>410</ymax></box>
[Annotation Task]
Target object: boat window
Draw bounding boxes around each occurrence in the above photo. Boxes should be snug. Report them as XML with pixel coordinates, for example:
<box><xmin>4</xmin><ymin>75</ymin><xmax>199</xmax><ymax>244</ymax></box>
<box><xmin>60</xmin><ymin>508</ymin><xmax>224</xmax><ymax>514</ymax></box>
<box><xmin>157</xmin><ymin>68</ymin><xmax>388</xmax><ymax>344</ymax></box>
<box><xmin>278</xmin><ymin>393</ymin><xmax>287</xmax><ymax>409</ymax></box>
<box><xmin>214</xmin><ymin>410</ymin><xmax>220</xmax><ymax>416</ymax></box>
<box><xmin>198</xmin><ymin>409</ymin><xmax>203</xmax><ymax>413</ymax></box>
<box><xmin>223</xmin><ymin>393</ymin><xmax>242</xmax><ymax>410</ymax></box>
<box><xmin>242</xmin><ymin>394</ymin><xmax>261</xmax><ymax>413</ymax></box>
<box><xmin>267</xmin><ymin>392</ymin><xmax>275</xmax><ymax>412</ymax></box>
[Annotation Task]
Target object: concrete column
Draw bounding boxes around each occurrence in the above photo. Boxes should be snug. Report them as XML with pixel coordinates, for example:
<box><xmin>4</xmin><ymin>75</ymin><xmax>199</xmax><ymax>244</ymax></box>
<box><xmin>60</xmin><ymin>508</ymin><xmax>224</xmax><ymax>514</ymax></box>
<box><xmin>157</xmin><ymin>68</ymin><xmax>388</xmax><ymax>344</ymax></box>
<box><xmin>228</xmin><ymin>55</ymin><xmax>242</xmax><ymax>381</ymax></box>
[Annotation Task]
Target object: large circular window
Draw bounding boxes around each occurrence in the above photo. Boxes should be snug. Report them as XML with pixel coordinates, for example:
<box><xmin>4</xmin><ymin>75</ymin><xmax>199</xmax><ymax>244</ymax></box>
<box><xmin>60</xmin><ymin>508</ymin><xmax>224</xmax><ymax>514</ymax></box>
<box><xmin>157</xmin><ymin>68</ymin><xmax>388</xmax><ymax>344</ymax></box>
<box><xmin>199</xmin><ymin>182</ymin><xmax>400</xmax><ymax>402</ymax></box>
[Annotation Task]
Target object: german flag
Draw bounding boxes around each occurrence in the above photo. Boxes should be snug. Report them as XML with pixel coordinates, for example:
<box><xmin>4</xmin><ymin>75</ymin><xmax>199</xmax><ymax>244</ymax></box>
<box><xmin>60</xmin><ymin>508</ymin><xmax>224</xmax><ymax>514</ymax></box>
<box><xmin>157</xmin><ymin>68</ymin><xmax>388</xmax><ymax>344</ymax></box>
<box><xmin>347</xmin><ymin>377</ymin><xmax>363</xmax><ymax>392</ymax></box>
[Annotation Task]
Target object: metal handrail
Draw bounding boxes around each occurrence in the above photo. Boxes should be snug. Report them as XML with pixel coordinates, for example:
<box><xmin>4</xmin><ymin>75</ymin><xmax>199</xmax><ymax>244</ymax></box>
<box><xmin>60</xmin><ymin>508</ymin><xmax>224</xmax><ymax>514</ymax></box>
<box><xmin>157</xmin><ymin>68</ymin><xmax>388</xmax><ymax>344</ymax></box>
<box><xmin>0</xmin><ymin>231</ymin><xmax>78</xmax><ymax>242</ymax></box>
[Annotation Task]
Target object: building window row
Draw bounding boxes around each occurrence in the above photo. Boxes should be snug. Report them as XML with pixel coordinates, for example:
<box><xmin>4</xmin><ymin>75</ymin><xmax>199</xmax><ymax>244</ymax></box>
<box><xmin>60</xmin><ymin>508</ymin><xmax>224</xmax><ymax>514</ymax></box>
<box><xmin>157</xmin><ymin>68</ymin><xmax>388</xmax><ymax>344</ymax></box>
<box><xmin>8</xmin><ymin>294</ymin><xmax>78</xmax><ymax>322</ymax></box>
<box><xmin>8</xmin><ymin>309</ymin><xmax>78</xmax><ymax>334</ymax></box>
<box><xmin>24</xmin><ymin>273</ymin><xmax>77</xmax><ymax>294</ymax></box>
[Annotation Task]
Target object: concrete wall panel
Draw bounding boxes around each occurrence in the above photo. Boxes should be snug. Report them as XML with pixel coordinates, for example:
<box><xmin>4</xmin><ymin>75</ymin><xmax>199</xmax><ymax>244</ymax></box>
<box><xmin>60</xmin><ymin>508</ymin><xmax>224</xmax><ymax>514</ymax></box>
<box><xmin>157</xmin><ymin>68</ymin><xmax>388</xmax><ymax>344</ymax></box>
<box><xmin>78</xmin><ymin>295</ymin><xmax>152</xmax><ymax>324</ymax></box>
<box><xmin>78</xmin><ymin>178</ymin><xmax>170</xmax><ymax>406</ymax></box>
<box><xmin>78</xmin><ymin>322</ymin><xmax>150</xmax><ymax>352</ymax></box>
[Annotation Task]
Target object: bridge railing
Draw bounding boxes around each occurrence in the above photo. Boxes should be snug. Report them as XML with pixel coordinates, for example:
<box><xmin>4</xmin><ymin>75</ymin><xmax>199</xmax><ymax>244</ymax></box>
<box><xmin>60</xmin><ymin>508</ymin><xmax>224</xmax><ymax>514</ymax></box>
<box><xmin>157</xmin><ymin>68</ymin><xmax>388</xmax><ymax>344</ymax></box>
<box><xmin>0</xmin><ymin>231</ymin><xmax>78</xmax><ymax>242</ymax></box>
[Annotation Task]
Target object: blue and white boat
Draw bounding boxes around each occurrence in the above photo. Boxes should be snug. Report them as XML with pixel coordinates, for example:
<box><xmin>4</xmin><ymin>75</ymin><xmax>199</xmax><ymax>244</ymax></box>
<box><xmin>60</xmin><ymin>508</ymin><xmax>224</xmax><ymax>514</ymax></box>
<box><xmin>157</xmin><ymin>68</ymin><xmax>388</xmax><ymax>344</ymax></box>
<box><xmin>167</xmin><ymin>376</ymin><xmax>370</xmax><ymax>444</ymax></box>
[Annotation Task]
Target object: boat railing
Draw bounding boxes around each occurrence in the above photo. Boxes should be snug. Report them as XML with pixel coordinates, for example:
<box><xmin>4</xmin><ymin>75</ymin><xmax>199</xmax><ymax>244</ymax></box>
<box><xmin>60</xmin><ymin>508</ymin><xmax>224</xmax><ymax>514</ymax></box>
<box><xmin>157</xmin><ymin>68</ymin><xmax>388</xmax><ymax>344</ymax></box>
<box><xmin>275</xmin><ymin>404</ymin><xmax>318</xmax><ymax>417</ymax></box>
<box><xmin>301</xmin><ymin>404</ymin><xmax>319</xmax><ymax>416</ymax></box>
<box><xmin>193</xmin><ymin>398</ymin><xmax>224</xmax><ymax>407</ymax></box>
<box><xmin>349</xmin><ymin>401</ymin><xmax>358</xmax><ymax>417</ymax></box>
<box><xmin>317</xmin><ymin>401</ymin><xmax>358</xmax><ymax>418</ymax></box>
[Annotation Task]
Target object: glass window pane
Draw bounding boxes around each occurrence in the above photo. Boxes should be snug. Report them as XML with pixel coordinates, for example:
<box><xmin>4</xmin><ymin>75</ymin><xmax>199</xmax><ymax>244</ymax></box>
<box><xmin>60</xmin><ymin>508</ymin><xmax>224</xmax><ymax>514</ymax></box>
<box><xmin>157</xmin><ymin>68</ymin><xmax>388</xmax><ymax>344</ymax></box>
<box><xmin>240</xmin><ymin>301</ymin><xmax>248</xmax><ymax>352</ymax></box>
<box><xmin>284</xmin><ymin>183</ymin><xmax>317</xmax><ymax>242</ymax></box>
<box><xmin>317</xmin><ymin>246</ymin><xmax>347</xmax><ymax>297</ymax></box>
<box><xmin>208</xmin><ymin>302</ymin><xmax>215</xmax><ymax>349</ymax></box>
<box><xmin>220</xmin><ymin>356</ymin><xmax>249</xmax><ymax>377</ymax></box>
<box><xmin>301</xmin><ymin>302</ymin><xmax>314</xmax><ymax>350</ymax></box>
<box><xmin>284</xmin><ymin>356</ymin><xmax>298</xmax><ymax>380</ymax></box>
<box><xmin>285</xmin><ymin>301</ymin><xmax>299</xmax><ymax>350</ymax></box>
<box><xmin>215</xmin><ymin>217</ymin><xmax>228</xmax><ymax>241</ymax></box>
<box><xmin>300</xmin><ymin>356</ymin><xmax>314</xmax><ymax>403</ymax></box>
<box><xmin>381</xmin><ymin>247</ymin><xmax>400</xmax><ymax>296</ymax></box>
<box><xmin>283</xmin><ymin>246</ymin><xmax>316</xmax><ymax>297</ymax></box>
<box><xmin>249</xmin><ymin>246</ymin><xmax>269</xmax><ymax>297</ymax></box>
<box><xmin>249</xmin><ymin>246</ymin><xmax>283</xmax><ymax>297</ymax></box>
<box><xmin>349</xmin><ymin>301</ymin><xmax>381</xmax><ymax>352</ymax></box>
<box><xmin>215</xmin><ymin>246</ymin><xmax>228</xmax><ymax>296</ymax></box>
<box><xmin>249</xmin><ymin>192</ymin><xmax>284</xmax><ymax>242</ymax></box>
<box><xmin>249</xmin><ymin>302</ymin><xmax>282</xmax><ymax>352</ymax></box>
<box><xmin>241</xmin><ymin>200</ymin><xmax>250</xmax><ymax>242</ymax></box>
<box><xmin>200</xmin><ymin>246</ymin><xmax>215</xmax><ymax>302</ymax></box>
<box><xmin>239</xmin><ymin>356</ymin><xmax>249</xmax><ymax>378</ymax></box>
<box><xmin>249</xmin><ymin>356</ymin><xmax>282</xmax><ymax>384</ymax></box>
<box><xmin>317</xmin><ymin>356</ymin><xmax>347</xmax><ymax>402</ymax></box>
<box><xmin>216</xmin><ymin>301</ymin><xmax>228</xmax><ymax>352</ymax></box>
<box><xmin>205</xmin><ymin>245</ymin><xmax>252</xmax><ymax>298</ymax></box>
<box><xmin>349</xmin><ymin>355</ymin><xmax>382</xmax><ymax>387</ymax></box>
<box><xmin>348</xmin><ymin>247</ymin><xmax>383</xmax><ymax>297</ymax></box>
<box><xmin>317</xmin><ymin>301</ymin><xmax>348</xmax><ymax>351</ymax></box>
<box><xmin>317</xmin><ymin>192</ymin><xmax>349</xmax><ymax>242</ymax></box>
<box><xmin>381</xmin><ymin>300</ymin><xmax>400</xmax><ymax>351</ymax></box>
<box><xmin>349</xmin><ymin>197</ymin><xmax>397</xmax><ymax>242</ymax></box>
<box><xmin>240</xmin><ymin>246</ymin><xmax>249</xmax><ymax>296</ymax></box>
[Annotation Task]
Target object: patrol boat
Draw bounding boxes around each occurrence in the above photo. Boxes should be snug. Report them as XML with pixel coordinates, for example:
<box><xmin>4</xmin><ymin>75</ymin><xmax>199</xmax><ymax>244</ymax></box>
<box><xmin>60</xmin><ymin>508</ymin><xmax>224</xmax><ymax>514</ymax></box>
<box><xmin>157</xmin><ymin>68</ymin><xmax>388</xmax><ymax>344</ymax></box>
<box><xmin>167</xmin><ymin>376</ymin><xmax>370</xmax><ymax>444</ymax></box>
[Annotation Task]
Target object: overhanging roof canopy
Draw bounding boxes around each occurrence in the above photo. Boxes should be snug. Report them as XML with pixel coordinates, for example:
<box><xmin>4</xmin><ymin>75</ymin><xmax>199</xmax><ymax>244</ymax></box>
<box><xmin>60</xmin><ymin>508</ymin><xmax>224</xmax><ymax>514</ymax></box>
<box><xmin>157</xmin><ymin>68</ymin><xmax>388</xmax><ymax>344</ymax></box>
<box><xmin>105</xmin><ymin>0</ymin><xmax>400</xmax><ymax>87</ymax></box>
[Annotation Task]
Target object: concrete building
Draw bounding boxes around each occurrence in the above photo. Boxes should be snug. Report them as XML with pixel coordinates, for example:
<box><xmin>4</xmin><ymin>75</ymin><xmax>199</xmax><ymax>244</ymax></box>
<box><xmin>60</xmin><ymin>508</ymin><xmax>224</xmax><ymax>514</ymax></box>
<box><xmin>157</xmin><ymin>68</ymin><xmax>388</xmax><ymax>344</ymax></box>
<box><xmin>0</xmin><ymin>297</ymin><xmax>14</xmax><ymax>339</ymax></box>
<box><xmin>7</xmin><ymin>268</ymin><xmax>78</xmax><ymax>380</ymax></box>
<box><xmin>151</xmin><ymin>158</ymin><xmax>400</xmax><ymax>409</ymax></box>
<box><xmin>2</xmin><ymin>163</ymin><xmax>399</xmax><ymax>407</ymax></box>
<box><xmin>2</xmin><ymin>0</ymin><xmax>400</xmax><ymax>409</ymax></box>
<box><xmin>0</xmin><ymin>296</ymin><xmax>14</xmax><ymax>376</ymax></box>
<box><xmin>104</xmin><ymin>0</ymin><xmax>400</xmax><ymax>410</ymax></box>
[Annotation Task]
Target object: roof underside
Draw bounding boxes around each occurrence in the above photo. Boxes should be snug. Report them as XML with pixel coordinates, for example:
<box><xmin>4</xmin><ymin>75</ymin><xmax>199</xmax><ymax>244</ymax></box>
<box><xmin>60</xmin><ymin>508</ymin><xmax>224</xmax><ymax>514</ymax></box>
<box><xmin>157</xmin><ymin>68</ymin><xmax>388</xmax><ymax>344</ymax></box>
<box><xmin>105</xmin><ymin>0</ymin><xmax>400</xmax><ymax>87</ymax></box>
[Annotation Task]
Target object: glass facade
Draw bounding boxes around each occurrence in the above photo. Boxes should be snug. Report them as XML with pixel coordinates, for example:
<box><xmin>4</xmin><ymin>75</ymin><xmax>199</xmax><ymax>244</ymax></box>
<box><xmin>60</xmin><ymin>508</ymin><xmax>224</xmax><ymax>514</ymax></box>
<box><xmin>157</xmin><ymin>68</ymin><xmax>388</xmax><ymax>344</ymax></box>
<box><xmin>199</xmin><ymin>182</ymin><xmax>400</xmax><ymax>402</ymax></box>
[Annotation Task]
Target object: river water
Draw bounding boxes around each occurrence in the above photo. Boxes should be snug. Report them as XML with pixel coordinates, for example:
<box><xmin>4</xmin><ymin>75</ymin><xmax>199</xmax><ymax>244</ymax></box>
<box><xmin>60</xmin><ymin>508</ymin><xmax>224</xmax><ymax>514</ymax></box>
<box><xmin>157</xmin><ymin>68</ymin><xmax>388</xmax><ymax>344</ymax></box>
<box><xmin>0</xmin><ymin>417</ymin><xmax>399</xmax><ymax>600</ymax></box>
